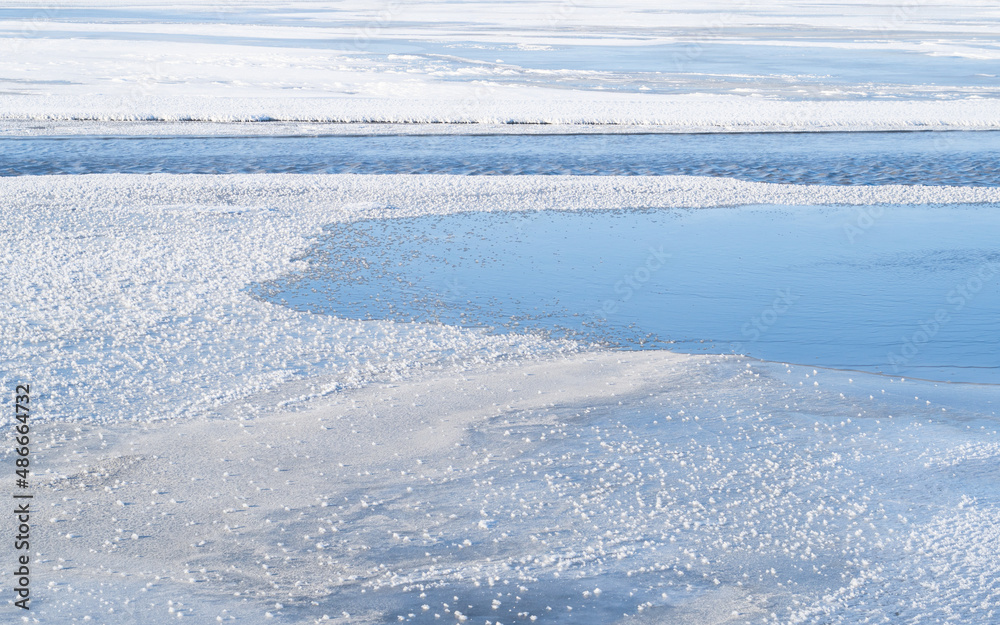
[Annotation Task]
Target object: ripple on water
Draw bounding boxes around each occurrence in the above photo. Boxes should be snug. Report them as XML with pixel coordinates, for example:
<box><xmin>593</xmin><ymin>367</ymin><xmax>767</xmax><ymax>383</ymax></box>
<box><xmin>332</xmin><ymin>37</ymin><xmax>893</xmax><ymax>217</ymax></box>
<box><xmin>2</xmin><ymin>131</ymin><xmax>1000</xmax><ymax>185</ymax></box>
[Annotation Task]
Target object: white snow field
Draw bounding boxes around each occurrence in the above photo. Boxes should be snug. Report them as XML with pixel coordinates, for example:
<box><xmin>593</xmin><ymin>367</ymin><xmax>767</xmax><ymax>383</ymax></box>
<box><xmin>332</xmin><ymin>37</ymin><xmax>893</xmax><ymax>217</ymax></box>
<box><xmin>1</xmin><ymin>0</ymin><xmax>1000</xmax><ymax>130</ymax></box>
<box><xmin>2</xmin><ymin>174</ymin><xmax>999</xmax><ymax>623</ymax></box>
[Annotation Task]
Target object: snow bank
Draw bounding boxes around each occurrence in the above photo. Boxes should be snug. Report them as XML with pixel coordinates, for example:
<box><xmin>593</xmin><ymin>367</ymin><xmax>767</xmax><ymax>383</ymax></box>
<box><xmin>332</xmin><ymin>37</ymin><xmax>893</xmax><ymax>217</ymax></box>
<box><xmin>2</xmin><ymin>94</ymin><xmax>999</xmax><ymax>131</ymax></box>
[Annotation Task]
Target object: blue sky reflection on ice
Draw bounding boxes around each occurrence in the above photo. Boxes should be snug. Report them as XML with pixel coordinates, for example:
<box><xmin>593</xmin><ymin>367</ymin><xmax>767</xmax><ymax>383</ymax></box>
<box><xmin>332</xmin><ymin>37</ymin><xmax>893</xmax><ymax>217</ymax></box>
<box><xmin>261</xmin><ymin>204</ymin><xmax>1000</xmax><ymax>384</ymax></box>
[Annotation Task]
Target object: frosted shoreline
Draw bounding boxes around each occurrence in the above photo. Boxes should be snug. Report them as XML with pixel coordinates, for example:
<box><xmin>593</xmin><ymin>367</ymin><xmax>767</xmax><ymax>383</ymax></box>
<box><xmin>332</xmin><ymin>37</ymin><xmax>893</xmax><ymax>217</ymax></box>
<box><xmin>6</xmin><ymin>119</ymin><xmax>1000</xmax><ymax>139</ymax></box>
<box><xmin>2</xmin><ymin>96</ymin><xmax>1000</xmax><ymax>136</ymax></box>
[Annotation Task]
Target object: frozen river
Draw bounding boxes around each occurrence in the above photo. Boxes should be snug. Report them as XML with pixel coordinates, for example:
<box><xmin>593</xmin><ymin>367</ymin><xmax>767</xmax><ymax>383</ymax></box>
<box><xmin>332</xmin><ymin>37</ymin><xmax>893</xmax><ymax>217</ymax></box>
<box><xmin>4</xmin><ymin>1</ymin><xmax>1000</xmax><ymax>623</ymax></box>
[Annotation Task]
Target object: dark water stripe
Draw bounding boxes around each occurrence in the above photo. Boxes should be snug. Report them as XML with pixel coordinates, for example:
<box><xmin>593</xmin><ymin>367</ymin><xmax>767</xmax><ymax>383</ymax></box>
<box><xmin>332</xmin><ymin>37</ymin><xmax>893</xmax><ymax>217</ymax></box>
<box><xmin>2</xmin><ymin>131</ymin><xmax>1000</xmax><ymax>185</ymax></box>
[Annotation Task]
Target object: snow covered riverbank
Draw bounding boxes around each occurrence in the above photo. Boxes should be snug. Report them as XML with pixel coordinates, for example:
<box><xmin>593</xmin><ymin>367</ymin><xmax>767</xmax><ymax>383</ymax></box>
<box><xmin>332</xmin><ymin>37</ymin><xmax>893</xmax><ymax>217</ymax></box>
<box><xmin>3</xmin><ymin>94</ymin><xmax>999</xmax><ymax>132</ymax></box>
<box><xmin>2</xmin><ymin>0</ymin><xmax>1000</xmax><ymax>131</ymax></box>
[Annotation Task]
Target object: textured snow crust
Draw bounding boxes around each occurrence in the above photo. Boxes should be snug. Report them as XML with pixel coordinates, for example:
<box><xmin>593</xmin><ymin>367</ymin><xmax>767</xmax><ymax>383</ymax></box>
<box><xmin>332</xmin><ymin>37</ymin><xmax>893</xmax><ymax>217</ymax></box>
<box><xmin>5</xmin><ymin>173</ymin><xmax>1000</xmax><ymax>425</ymax></box>
<box><xmin>1</xmin><ymin>175</ymin><xmax>577</xmax><ymax>426</ymax></box>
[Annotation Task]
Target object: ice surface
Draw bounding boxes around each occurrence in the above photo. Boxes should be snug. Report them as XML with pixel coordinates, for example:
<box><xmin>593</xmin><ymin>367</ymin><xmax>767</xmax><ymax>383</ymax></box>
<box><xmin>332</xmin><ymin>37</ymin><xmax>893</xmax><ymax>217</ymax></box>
<box><xmin>261</xmin><ymin>203</ymin><xmax>1000</xmax><ymax>383</ymax></box>
<box><xmin>1</xmin><ymin>1</ymin><xmax>1000</xmax><ymax>129</ymax></box>
<box><xmin>15</xmin><ymin>352</ymin><xmax>1000</xmax><ymax>624</ymax></box>
<box><xmin>2</xmin><ymin>173</ymin><xmax>999</xmax><ymax>623</ymax></box>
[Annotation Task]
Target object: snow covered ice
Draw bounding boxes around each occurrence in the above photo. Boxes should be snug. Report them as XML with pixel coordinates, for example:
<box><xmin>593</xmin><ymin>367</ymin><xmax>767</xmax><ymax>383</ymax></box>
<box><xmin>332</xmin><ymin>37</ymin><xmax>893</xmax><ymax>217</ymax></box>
<box><xmin>2</xmin><ymin>0</ymin><xmax>1000</xmax><ymax>130</ymax></box>
<box><xmin>14</xmin><ymin>349</ymin><xmax>1000</xmax><ymax>624</ymax></box>
<box><xmin>1</xmin><ymin>2</ymin><xmax>999</xmax><ymax>624</ymax></box>
<box><xmin>3</xmin><ymin>175</ymin><xmax>999</xmax><ymax>624</ymax></box>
